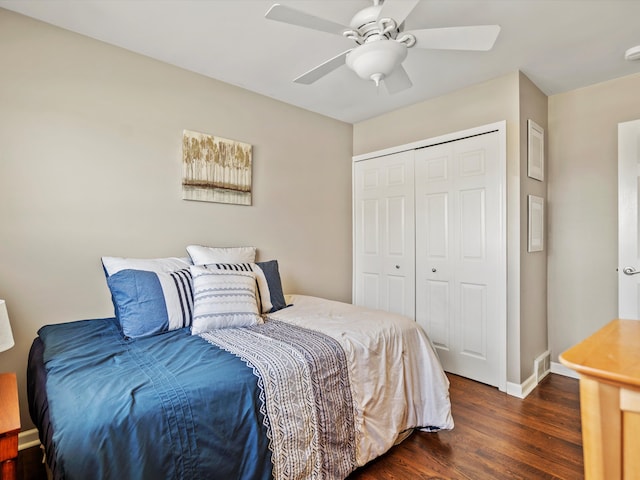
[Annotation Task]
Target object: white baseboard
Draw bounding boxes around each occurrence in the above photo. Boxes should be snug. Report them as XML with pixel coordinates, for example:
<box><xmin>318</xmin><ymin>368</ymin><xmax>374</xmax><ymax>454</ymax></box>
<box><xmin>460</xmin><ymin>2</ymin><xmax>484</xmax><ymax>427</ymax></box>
<box><xmin>506</xmin><ymin>360</ymin><xmax>579</xmax><ymax>399</ymax></box>
<box><xmin>551</xmin><ymin>361</ymin><xmax>580</xmax><ymax>379</ymax></box>
<box><xmin>19</xmin><ymin>428</ymin><xmax>41</xmax><ymax>450</ymax></box>
<box><xmin>506</xmin><ymin>352</ymin><xmax>557</xmax><ymax>399</ymax></box>
<box><xmin>506</xmin><ymin>371</ymin><xmax>538</xmax><ymax>398</ymax></box>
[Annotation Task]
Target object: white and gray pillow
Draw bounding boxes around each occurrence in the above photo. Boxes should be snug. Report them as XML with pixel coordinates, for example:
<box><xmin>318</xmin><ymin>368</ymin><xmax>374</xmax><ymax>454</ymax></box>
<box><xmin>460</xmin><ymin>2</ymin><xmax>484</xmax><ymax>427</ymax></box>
<box><xmin>190</xmin><ymin>266</ymin><xmax>262</xmax><ymax>334</ymax></box>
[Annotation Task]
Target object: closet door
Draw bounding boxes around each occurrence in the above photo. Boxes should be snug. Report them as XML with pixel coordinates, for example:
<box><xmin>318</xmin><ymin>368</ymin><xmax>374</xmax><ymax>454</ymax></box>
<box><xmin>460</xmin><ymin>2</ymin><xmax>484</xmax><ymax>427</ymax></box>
<box><xmin>415</xmin><ymin>132</ymin><xmax>502</xmax><ymax>387</ymax></box>
<box><xmin>353</xmin><ymin>151</ymin><xmax>415</xmax><ymax>319</ymax></box>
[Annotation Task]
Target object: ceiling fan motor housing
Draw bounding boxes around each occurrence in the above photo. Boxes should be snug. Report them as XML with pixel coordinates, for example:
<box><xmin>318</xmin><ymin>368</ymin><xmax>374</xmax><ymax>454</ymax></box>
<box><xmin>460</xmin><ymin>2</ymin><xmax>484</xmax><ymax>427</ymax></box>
<box><xmin>347</xmin><ymin>5</ymin><xmax>403</xmax><ymax>44</ymax></box>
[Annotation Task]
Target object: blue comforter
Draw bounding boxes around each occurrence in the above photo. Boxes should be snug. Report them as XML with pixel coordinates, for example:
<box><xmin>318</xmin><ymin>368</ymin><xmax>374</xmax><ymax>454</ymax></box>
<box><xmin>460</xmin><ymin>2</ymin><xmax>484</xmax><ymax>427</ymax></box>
<box><xmin>39</xmin><ymin>318</ymin><xmax>272</xmax><ymax>480</ymax></box>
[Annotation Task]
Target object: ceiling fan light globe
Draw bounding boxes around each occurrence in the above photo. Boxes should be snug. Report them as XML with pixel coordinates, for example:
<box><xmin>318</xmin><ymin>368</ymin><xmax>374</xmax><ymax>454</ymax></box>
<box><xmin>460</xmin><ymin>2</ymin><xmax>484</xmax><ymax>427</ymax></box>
<box><xmin>346</xmin><ymin>40</ymin><xmax>407</xmax><ymax>83</ymax></box>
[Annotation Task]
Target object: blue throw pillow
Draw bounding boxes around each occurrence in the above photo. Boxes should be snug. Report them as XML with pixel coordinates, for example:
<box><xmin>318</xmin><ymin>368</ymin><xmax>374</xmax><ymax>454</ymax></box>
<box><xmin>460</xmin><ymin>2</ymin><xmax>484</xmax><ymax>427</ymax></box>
<box><xmin>106</xmin><ymin>268</ymin><xmax>193</xmax><ymax>338</ymax></box>
<box><xmin>256</xmin><ymin>260</ymin><xmax>287</xmax><ymax>312</ymax></box>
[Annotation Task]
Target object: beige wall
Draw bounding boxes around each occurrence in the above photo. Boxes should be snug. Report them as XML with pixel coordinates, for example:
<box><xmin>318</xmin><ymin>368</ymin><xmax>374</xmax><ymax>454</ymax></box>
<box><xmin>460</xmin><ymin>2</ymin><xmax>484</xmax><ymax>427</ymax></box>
<box><xmin>353</xmin><ymin>72</ymin><xmax>520</xmax><ymax>158</ymax></box>
<box><xmin>518</xmin><ymin>72</ymin><xmax>548</xmax><ymax>380</ymax></box>
<box><xmin>0</xmin><ymin>9</ymin><xmax>353</xmax><ymax>429</ymax></box>
<box><xmin>548</xmin><ymin>72</ymin><xmax>640</xmax><ymax>362</ymax></box>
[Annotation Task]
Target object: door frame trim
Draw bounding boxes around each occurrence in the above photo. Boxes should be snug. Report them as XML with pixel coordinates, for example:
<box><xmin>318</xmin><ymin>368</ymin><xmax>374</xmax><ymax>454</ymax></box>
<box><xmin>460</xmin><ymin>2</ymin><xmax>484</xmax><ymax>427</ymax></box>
<box><xmin>618</xmin><ymin>119</ymin><xmax>640</xmax><ymax>318</ymax></box>
<box><xmin>352</xmin><ymin>121</ymin><xmax>507</xmax><ymax>392</ymax></box>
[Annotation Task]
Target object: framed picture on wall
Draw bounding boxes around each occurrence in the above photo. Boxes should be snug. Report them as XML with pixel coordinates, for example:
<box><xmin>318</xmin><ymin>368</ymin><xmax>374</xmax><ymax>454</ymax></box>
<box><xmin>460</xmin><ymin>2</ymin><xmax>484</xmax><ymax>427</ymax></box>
<box><xmin>528</xmin><ymin>195</ymin><xmax>544</xmax><ymax>252</ymax></box>
<box><xmin>181</xmin><ymin>129</ymin><xmax>253</xmax><ymax>205</ymax></box>
<box><xmin>527</xmin><ymin>119</ymin><xmax>544</xmax><ymax>181</ymax></box>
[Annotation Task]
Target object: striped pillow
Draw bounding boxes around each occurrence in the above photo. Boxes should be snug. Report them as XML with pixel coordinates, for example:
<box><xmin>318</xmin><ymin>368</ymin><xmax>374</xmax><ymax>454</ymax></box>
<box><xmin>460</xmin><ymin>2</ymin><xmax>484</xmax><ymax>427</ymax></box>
<box><xmin>203</xmin><ymin>263</ymin><xmax>273</xmax><ymax>313</ymax></box>
<box><xmin>190</xmin><ymin>266</ymin><xmax>262</xmax><ymax>334</ymax></box>
<box><xmin>203</xmin><ymin>261</ymin><xmax>287</xmax><ymax>313</ymax></box>
<box><xmin>106</xmin><ymin>268</ymin><xmax>193</xmax><ymax>338</ymax></box>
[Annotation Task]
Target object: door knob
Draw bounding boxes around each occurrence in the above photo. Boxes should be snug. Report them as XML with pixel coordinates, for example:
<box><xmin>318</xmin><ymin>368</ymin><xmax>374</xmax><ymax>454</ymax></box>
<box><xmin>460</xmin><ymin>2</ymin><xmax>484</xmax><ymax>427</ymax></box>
<box><xmin>432</xmin><ymin>268</ymin><xmax>437</xmax><ymax>273</ymax></box>
<box><xmin>395</xmin><ymin>265</ymin><xmax>400</xmax><ymax>269</ymax></box>
<box><xmin>623</xmin><ymin>267</ymin><xmax>640</xmax><ymax>276</ymax></box>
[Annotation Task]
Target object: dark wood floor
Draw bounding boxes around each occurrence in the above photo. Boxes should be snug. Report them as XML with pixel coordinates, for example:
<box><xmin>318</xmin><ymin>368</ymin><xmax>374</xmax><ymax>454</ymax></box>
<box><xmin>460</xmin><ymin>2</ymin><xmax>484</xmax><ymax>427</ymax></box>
<box><xmin>348</xmin><ymin>373</ymin><xmax>583</xmax><ymax>480</ymax></box>
<box><xmin>17</xmin><ymin>444</ymin><xmax>47</xmax><ymax>480</ymax></box>
<box><xmin>18</xmin><ymin>373</ymin><xmax>583</xmax><ymax>480</ymax></box>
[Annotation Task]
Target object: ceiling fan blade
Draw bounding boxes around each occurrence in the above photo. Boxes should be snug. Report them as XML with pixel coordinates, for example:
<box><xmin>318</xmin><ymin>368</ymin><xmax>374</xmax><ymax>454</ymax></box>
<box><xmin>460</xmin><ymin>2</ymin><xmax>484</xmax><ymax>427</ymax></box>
<box><xmin>294</xmin><ymin>50</ymin><xmax>351</xmax><ymax>85</ymax></box>
<box><xmin>384</xmin><ymin>65</ymin><xmax>412</xmax><ymax>94</ymax></box>
<box><xmin>377</xmin><ymin>0</ymin><xmax>420</xmax><ymax>25</ymax></box>
<box><xmin>407</xmin><ymin>25</ymin><xmax>501</xmax><ymax>51</ymax></box>
<box><xmin>265</xmin><ymin>3</ymin><xmax>348</xmax><ymax>36</ymax></box>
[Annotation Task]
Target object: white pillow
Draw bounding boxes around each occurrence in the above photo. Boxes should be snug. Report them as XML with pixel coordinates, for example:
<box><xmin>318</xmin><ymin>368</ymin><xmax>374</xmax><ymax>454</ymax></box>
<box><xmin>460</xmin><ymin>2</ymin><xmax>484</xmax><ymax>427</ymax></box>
<box><xmin>186</xmin><ymin>245</ymin><xmax>257</xmax><ymax>265</ymax></box>
<box><xmin>202</xmin><ymin>263</ymin><xmax>273</xmax><ymax>313</ymax></box>
<box><xmin>190</xmin><ymin>266</ymin><xmax>262</xmax><ymax>334</ymax></box>
<box><xmin>102</xmin><ymin>256</ymin><xmax>192</xmax><ymax>276</ymax></box>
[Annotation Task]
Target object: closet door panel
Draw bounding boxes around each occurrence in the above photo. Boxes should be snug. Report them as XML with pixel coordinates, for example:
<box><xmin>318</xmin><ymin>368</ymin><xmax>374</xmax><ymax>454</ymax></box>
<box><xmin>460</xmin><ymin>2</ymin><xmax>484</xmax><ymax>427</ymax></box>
<box><xmin>388</xmin><ymin>275</ymin><xmax>408</xmax><ymax>316</ymax></box>
<box><xmin>415</xmin><ymin>131</ymin><xmax>502</xmax><ymax>388</ymax></box>
<box><xmin>459</xmin><ymin>282</ymin><xmax>487</xmax><ymax>359</ymax></box>
<box><xmin>425</xmin><ymin>193</ymin><xmax>448</xmax><ymax>259</ymax></box>
<box><xmin>354</xmin><ymin>151</ymin><xmax>415</xmax><ymax>319</ymax></box>
<box><xmin>422</xmin><ymin>278</ymin><xmax>451</xmax><ymax>350</ymax></box>
<box><xmin>361</xmin><ymin>199</ymin><xmax>380</xmax><ymax>255</ymax></box>
<box><xmin>362</xmin><ymin>273</ymin><xmax>380</xmax><ymax>310</ymax></box>
<box><xmin>387</xmin><ymin>196</ymin><xmax>408</xmax><ymax>255</ymax></box>
<box><xmin>416</xmin><ymin>143</ymin><xmax>454</xmax><ymax>369</ymax></box>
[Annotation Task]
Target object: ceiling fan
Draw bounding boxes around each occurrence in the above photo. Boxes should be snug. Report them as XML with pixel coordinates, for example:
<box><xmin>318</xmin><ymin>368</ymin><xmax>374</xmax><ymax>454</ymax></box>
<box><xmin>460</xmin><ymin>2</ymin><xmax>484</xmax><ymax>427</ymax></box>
<box><xmin>265</xmin><ymin>0</ymin><xmax>500</xmax><ymax>94</ymax></box>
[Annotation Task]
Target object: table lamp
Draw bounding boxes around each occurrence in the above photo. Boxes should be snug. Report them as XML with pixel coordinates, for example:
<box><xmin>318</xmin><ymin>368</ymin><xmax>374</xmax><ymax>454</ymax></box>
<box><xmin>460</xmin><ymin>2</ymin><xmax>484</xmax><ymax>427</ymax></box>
<box><xmin>0</xmin><ymin>299</ymin><xmax>14</xmax><ymax>353</ymax></box>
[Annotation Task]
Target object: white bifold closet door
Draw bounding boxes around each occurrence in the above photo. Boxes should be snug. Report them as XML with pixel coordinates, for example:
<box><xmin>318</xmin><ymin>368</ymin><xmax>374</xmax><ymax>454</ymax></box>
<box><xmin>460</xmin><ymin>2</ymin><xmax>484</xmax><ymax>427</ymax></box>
<box><xmin>415</xmin><ymin>132</ymin><xmax>502</xmax><ymax>388</ymax></box>
<box><xmin>353</xmin><ymin>150</ymin><xmax>415</xmax><ymax>319</ymax></box>
<box><xmin>353</xmin><ymin>130</ymin><xmax>502</xmax><ymax>388</ymax></box>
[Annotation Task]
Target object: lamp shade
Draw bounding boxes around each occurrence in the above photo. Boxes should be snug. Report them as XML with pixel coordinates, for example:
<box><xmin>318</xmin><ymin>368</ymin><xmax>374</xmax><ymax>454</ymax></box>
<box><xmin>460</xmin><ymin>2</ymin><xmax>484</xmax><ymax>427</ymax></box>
<box><xmin>0</xmin><ymin>300</ymin><xmax>14</xmax><ymax>353</ymax></box>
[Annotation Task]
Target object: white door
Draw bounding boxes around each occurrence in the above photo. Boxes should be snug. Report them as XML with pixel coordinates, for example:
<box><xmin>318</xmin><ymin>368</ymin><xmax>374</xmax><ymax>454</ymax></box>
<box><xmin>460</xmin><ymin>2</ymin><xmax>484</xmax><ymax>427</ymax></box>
<box><xmin>415</xmin><ymin>132</ymin><xmax>503</xmax><ymax>387</ymax></box>
<box><xmin>353</xmin><ymin>151</ymin><xmax>415</xmax><ymax>318</ymax></box>
<box><xmin>618</xmin><ymin>119</ymin><xmax>640</xmax><ymax>318</ymax></box>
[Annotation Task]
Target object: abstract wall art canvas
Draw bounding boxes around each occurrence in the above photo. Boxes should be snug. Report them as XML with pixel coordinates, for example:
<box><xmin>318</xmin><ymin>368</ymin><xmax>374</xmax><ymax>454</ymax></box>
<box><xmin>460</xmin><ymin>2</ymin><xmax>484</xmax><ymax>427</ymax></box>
<box><xmin>182</xmin><ymin>130</ymin><xmax>252</xmax><ymax>205</ymax></box>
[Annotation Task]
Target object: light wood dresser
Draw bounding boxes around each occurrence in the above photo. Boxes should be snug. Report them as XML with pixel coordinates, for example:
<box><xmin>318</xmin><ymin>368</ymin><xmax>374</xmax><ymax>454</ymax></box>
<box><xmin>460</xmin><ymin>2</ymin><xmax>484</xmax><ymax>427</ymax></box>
<box><xmin>560</xmin><ymin>319</ymin><xmax>640</xmax><ymax>480</ymax></box>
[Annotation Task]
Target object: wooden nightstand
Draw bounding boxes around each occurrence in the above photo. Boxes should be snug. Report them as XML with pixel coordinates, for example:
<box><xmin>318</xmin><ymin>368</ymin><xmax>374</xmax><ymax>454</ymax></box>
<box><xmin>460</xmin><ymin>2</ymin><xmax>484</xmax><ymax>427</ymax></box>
<box><xmin>0</xmin><ymin>373</ymin><xmax>20</xmax><ymax>480</ymax></box>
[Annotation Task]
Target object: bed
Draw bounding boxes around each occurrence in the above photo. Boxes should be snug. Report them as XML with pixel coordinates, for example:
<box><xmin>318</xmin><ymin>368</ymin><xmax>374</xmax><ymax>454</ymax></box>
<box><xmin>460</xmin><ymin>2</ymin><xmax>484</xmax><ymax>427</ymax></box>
<box><xmin>27</xmin><ymin>248</ymin><xmax>453</xmax><ymax>480</ymax></box>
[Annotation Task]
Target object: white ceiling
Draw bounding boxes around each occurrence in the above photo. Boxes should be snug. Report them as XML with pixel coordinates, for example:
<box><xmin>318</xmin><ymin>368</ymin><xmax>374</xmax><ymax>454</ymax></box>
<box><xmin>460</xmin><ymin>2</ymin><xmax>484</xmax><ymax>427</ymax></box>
<box><xmin>2</xmin><ymin>0</ymin><xmax>640</xmax><ymax>124</ymax></box>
